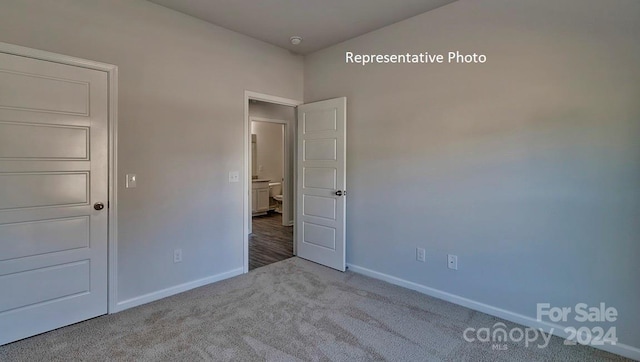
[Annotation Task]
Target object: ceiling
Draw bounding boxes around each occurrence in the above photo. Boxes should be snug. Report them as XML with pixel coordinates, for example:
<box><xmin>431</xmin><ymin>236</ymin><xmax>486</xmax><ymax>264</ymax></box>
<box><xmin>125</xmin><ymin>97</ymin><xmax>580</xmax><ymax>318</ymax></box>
<box><xmin>147</xmin><ymin>0</ymin><xmax>458</xmax><ymax>54</ymax></box>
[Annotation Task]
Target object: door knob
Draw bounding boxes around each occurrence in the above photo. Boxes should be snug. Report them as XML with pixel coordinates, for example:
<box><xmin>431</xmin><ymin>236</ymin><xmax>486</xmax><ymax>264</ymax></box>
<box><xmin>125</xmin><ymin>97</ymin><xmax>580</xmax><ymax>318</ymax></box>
<box><xmin>335</xmin><ymin>190</ymin><xmax>344</xmax><ymax>196</ymax></box>
<box><xmin>94</xmin><ymin>202</ymin><xmax>105</xmax><ymax>211</ymax></box>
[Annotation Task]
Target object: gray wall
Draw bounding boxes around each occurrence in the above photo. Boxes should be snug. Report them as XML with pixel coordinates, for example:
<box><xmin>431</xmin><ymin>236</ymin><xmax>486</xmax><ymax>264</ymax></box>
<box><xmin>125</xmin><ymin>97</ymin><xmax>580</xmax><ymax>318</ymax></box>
<box><xmin>305</xmin><ymin>0</ymin><xmax>640</xmax><ymax>348</ymax></box>
<box><xmin>249</xmin><ymin>101</ymin><xmax>296</xmax><ymax>124</ymax></box>
<box><xmin>0</xmin><ymin>0</ymin><xmax>303</xmax><ymax>303</ymax></box>
<box><xmin>251</xmin><ymin>121</ymin><xmax>283</xmax><ymax>183</ymax></box>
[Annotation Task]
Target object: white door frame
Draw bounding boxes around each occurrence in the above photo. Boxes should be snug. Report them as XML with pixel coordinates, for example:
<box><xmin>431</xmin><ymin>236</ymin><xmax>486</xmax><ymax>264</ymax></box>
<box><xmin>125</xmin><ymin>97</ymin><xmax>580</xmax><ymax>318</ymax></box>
<box><xmin>244</xmin><ymin>91</ymin><xmax>301</xmax><ymax>273</ymax></box>
<box><xmin>249</xmin><ymin>116</ymin><xmax>291</xmax><ymax>228</ymax></box>
<box><xmin>0</xmin><ymin>42</ymin><xmax>119</xmax><ymax>313</ymax></box>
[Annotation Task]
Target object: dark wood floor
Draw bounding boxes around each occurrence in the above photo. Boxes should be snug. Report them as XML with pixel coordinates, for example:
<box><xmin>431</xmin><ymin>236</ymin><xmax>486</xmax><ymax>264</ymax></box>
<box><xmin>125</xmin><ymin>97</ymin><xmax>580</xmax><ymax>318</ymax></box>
<box><xmin>249</xmin><ymin>212</ymin><xmax>293</xmax><ymax>270</ymax></box>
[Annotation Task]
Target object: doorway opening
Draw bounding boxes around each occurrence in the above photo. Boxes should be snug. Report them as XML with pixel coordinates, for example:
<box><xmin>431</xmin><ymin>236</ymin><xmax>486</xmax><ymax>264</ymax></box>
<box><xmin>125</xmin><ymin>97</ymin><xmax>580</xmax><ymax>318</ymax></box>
<box><xmin>244</xmin><ymin>92</ymin><xmax>301</xmax><ymax>272</ymax></box>
<box><xmin>250</xmin><ymin>115</ymin><xmax>291</xmax><ymax>270</ymax></box>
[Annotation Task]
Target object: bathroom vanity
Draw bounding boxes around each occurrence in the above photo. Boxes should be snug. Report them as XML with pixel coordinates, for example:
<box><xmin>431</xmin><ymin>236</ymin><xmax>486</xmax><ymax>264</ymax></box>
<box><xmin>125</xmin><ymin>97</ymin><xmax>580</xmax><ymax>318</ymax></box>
<box><xmin>252</xmin><ymin>179</ymin><xmax>270</xmax><ymax>216</ymax></box>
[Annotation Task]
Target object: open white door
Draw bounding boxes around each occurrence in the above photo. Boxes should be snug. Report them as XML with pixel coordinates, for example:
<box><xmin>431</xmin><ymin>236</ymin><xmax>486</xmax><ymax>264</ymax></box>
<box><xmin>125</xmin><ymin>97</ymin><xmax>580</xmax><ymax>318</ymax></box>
<box><xmin>0</xmin><ymin>51</ymin><xmax>109</xmax><ymax>344</ymax></box>
<box><xmin>296</xmin><ymin>97</ymin><xmax>346</xmax><ymax>271</ymax></box>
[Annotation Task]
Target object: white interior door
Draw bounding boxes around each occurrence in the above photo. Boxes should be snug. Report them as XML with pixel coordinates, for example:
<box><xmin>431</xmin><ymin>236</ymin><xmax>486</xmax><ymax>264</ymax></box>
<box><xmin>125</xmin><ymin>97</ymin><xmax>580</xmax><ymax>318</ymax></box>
<box><xmin>0</xmin><ymin>52</ymin><xmax>109</xmax><ymax>345</ymax></box>
<box><xmin>296</xmin><ymin>97</ymin><xmax>346</xmax><ymax>271</ymax></box>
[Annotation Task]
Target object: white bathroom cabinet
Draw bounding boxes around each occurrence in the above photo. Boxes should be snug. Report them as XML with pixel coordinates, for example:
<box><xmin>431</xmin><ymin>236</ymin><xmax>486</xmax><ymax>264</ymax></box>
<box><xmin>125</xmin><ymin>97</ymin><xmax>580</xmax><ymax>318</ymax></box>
<box><xmin>252</xmin><ymin>180</ymin><xmax>270</xmax><ymax>215</ymax></box>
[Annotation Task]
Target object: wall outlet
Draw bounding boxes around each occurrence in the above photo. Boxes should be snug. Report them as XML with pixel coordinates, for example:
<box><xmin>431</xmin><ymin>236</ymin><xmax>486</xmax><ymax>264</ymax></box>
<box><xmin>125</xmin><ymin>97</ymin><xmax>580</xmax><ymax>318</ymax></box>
<box><xmin>174</xmin><ymin>248</ymin><xmax>182</xmax><ymax>263</ymax></box>
<box><xmin>228</xmin><ymin>171</ymin><xmax>239</xmax><ymax>183</ymax></box>
<box><xmin>447</xmin><ymin>254</ymin><xmax>458</xmax><ymax>270</ymax></box>
<box><xmin>416</xmin><ymin>248</ymin><xmax>426</xmax><ymax>262</ymax></box>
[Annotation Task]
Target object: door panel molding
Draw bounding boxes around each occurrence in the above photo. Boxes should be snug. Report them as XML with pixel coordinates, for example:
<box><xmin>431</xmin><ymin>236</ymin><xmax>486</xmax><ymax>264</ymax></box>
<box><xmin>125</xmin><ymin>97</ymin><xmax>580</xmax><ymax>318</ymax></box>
<box><xmin>0</xmin><ymin>68</ymin><xmax>90</xmax><ymax>116</ymax></box>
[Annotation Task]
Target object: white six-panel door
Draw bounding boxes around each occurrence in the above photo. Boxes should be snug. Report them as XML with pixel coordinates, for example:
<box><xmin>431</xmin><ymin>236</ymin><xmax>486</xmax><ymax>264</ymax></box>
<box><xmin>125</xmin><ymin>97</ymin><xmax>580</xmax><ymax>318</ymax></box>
<box><xmin>0</xmin><ymin>52</ymin><xmax>109</xmax><ymax>345</ymax></box>
<box><xmin>296</xmin><ymin>98</ymin><xmax>346</xmax><ymax>271</ymax></box>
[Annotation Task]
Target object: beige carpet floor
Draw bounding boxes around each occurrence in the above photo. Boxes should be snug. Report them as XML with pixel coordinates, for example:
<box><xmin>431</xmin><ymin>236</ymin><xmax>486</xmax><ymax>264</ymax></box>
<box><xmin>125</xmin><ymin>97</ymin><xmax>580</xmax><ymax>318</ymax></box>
<box><xmin>0</xmin><ymin>257</ymin><xmax>628</xmax><ymax>361</ymax></box>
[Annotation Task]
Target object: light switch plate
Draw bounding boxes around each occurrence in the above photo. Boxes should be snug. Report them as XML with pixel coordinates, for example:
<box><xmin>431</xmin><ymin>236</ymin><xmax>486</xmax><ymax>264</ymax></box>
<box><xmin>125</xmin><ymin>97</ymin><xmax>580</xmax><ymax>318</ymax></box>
<box><xmin>229</xmin><ymin>171</ymin><xmax>239</xmax><ymax>183</ymax></box>
<box><xmin>126</xmin><ymin>174</ymin><xmax>137</xmax><ymax>188</ymax></box>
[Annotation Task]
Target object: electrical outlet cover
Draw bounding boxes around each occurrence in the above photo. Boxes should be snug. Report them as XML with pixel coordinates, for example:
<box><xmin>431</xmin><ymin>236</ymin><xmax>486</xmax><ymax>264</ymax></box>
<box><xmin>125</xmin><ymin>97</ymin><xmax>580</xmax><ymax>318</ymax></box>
<box><xmin>447</xmin><ymin>254</ymin><xmax>458</xmax><ymax>270</ymax></box>
<box><xmin>174</xmin><ymin>249</ymin><xmax>183</xmax><ymax>263</ymax></box>
<box><xmin>416</xmin><ymin>248</ymin><xmax>426</xmax><ymax>262</ymax></box>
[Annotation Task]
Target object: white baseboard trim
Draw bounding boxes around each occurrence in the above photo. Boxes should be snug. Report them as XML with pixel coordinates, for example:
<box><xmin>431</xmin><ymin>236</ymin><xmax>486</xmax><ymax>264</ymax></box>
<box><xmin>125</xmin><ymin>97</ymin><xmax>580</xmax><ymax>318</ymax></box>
<box><xmin>113</xmin><ymin>268</ymin><xmax>244</xmax><ymax>313</ymax></box>
<box><xmin>346</xmin><ymin>263</ymin><xmax>640</xmax><ymax>361</ymax></box>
